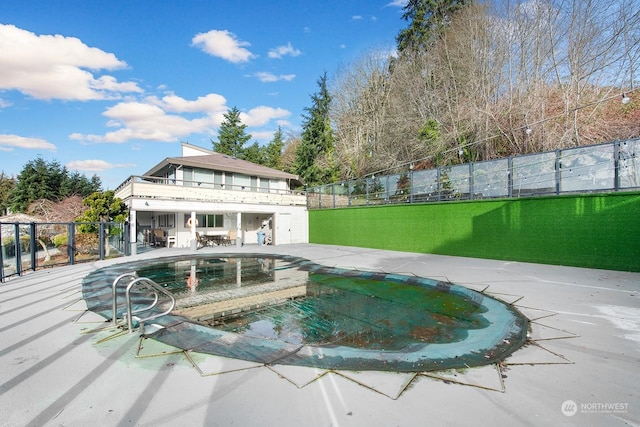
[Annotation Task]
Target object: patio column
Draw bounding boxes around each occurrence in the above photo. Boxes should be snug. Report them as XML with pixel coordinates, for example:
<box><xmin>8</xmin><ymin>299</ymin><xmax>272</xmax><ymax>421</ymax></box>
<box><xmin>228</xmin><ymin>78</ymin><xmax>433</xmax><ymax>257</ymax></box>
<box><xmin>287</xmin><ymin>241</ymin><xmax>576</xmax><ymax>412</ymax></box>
<box><xmin>190</xmin><ymin>211</ymin><xmax>197</xmax><ymax>251</ymax></box>
<box><xmin>236</xmin><ymin>212</ymin><xmax>242</xmax><ymax>247</ymax></box>
<box><xmin>129</xmin><ymin>210</ymin><xmax>137</xmax><ymax>256</ymax></box>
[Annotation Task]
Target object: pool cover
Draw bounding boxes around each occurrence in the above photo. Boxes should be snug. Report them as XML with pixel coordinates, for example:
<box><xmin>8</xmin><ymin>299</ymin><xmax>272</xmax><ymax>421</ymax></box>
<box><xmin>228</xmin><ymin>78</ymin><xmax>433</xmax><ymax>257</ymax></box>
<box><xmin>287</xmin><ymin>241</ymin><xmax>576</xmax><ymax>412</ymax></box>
<box><xmin>81</xmin><ymin>253</ymin><xmax>528</xmax><ymax>372</ymax></box>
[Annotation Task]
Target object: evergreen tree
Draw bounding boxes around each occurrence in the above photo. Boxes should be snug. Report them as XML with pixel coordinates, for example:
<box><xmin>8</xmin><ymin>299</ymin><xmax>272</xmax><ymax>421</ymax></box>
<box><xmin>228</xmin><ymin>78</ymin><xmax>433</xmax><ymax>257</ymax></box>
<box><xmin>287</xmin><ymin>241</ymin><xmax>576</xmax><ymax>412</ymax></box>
<box><xmin>7</xmin><ymin>158</ymin><xmax>103</xmax><ymax>213</ymax></box>
<box><xmin>77</xmin><ymin>190</ymin><xmax>128</xmax><ymax>225</ymax></box>
<box><xmin>77</xmin><ymin>190</ymin><xmax>128</xmax><ymax>257</ymax></box>
<box><xmin>0</xmin><ymin>172</ymin><xmax>15</xmax><ymax>216</ymax></box>
<box><xmin>61</xmin><ymin>171</ymin><xmax>102</xmax><ymax>198</ymax></box>
<box><xmin>8</xmin><ymin>158</ymin><xmax>65</xmax><ymax>212</ymax></box>
<box><xmin>242</xmin><ymin>141</ymin><xmax>265</xmax><ymax>165</ymax></box>
<box><xmin>396</xmin><ymin>0</ymin><xmax>471</xmax><ymax>53</ymax></box>
<box><xmin>212</xmin><ymin>106</ymin><xmax>251</xmax><ymax>158</ymax></box>
<box><xmin>264</xmin><ymin>126</ymin><xmax>285</xmax><ymax>170</ymax></box>
<box><xmin>294</xmin><ymin>73</ymin><xmax>338</xmax><ymax>186</ymax></box>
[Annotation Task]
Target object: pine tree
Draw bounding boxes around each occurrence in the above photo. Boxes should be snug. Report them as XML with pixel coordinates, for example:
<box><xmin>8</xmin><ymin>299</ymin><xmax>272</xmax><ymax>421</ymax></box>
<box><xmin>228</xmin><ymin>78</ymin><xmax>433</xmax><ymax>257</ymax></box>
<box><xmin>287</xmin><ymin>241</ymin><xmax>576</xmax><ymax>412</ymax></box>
<box><xmin>0</xmin><ymin>172</ymin><xmax>15</xmax><ymax>216</ymax></box>
<box><xmin>7</xmin><ymin>158</ymin><xmax>102</xmax><ymax>213</ymax></box>
<box><xmin>396</xmin><ymin>0</ymin><xmax>471</xmax><ymax>53</ymax></box>
<box><xmin>212</xmin><ymin>106</ymin><xmax>251</xmax><ymax>158</ymax></box>
<box><xmin>264</xmin><ymin>126</ymin><xmax>285</xmax><ymax>170</ymax></box>
<box><xmin>294</xmin><ymin>73</ymin><xmax>338</xmax><ymax>186</ymax></box>
<box><xmin>242</xmin><ymin>141</ymin><xmax>265</xmax><ymax>165</ymax></box>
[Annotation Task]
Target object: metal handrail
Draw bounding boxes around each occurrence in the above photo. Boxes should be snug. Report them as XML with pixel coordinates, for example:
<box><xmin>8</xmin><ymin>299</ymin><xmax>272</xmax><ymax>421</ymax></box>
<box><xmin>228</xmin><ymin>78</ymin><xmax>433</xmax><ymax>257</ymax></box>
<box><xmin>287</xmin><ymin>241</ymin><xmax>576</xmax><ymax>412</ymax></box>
<box><xmin>111</xmin><ymin>272</ymin><xmax>175</xmax><ymax>333</ymax></box>
<box><xmin>124</xmin><ymin>277</ymin><xmax>176</xmax><ymax>333</ymax></box>
<box><xmin>112</xmin><ymin>272</ymin><xmax>138</xmax><ymax>325</ymax></box>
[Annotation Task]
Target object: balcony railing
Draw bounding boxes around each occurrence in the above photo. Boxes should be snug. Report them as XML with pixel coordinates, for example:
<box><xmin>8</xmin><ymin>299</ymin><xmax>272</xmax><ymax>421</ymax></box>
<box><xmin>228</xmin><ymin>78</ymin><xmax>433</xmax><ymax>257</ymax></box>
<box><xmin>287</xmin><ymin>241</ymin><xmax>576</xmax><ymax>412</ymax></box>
<box><xmin>115</xmin><ymin>176</ymin><xmax>307</xmax><ymax>206</ymax></box>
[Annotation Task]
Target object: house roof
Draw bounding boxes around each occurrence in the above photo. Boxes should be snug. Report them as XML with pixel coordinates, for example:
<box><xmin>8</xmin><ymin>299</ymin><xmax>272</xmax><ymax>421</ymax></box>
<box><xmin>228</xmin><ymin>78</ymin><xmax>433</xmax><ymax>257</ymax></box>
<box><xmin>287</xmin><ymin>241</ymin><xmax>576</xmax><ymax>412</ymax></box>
<box><xmin>144</xmin><ymin>143</ymin><xmax>302</xmax><ymax>184</ymax></box>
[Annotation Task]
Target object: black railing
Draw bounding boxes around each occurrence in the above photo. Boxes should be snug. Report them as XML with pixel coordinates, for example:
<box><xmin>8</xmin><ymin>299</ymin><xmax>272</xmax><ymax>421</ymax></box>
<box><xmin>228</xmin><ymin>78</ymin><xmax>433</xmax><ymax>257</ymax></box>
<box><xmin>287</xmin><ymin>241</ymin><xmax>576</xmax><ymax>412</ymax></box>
<box><xmin>0</xmin><ymin>221</ymin><xmax>128</xmax><ymax>282</ymax></box>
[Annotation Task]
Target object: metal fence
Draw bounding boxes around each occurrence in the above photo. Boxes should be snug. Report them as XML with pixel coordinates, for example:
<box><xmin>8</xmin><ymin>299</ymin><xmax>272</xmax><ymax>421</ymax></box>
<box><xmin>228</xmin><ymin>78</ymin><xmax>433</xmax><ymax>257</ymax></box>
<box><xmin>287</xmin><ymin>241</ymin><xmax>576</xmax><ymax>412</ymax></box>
<box><xmin>307</xmin><ymin>138</ymin><xmax>640</xmax><ymax>209</ymax></box>
<box><xmin>0</xmin><ymin>221</ymin><xmax>129</xmax><ymax>282</ymax></box>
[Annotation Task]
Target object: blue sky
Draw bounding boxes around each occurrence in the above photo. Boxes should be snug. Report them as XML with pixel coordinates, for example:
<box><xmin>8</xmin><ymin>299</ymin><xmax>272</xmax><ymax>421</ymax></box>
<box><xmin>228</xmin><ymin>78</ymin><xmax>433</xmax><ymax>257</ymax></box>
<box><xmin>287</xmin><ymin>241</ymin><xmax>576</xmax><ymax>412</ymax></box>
<box><xmin>0</xmin><ymin>0</ymin><xmax>407</xmax><ymax>189</ymax></box>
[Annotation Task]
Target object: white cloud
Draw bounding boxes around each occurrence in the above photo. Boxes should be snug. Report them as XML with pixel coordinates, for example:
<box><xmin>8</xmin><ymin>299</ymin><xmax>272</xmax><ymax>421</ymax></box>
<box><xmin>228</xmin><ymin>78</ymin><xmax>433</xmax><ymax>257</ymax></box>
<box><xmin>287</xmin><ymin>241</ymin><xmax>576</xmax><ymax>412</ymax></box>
<box><xmin>66</xmin><ymin>159</ymin><xmax>135</xmax><ymax>172</ymax></box>
<box><xmin>352</xmin><ymin>15</ymin><xmax>363</xmax><ymax>20</ymax></box>
<box><xmin>386</xmin><ymin>0</ymin><xmax>407</xmax><ymax>7</ymax></box>
<box><xmin>192</xmin><ymin>29</ymin><xmax>255</xmax><ymax>63</ymax></box>
<box><xmin>0</xmin><ymin>134</ymin><xmax>57</xmax><ymax>152</ymax></box>
<box><xmin>240</xmin><ymin>106</ymin><xmax>290</xmax><ymax>127</ymax></box>
<box><xmin>145</xmin><ymin>93</ymin><xmax>227</xmax><ymax>113</ymax></box>
<box><xmin>268</xmin><ymin>42</ymin><xmax>301</xmax><ymax>59</ymax></box>
<box><xmin>253</xmin><ymin>72</ymin><xmax>296</xmax><ymax>82</ymax></box>
<box><xmin>70</xmin><ymin>100</ymin><xmax>220</xmax><ymax>143</ymax></box>
<box><xmin>69</xmin><ymin>93</ymin><xmax>291</xmax><ymax>144</ymax></box>
<box><xmin>0</xmin><ymin>24</ymin><xmax>142</xmax><ymax>101</ymax></box>
<box><xmin>250</xmin><ymin>130</ymin><xmax>277</xmax><ymax>141</ymax></box>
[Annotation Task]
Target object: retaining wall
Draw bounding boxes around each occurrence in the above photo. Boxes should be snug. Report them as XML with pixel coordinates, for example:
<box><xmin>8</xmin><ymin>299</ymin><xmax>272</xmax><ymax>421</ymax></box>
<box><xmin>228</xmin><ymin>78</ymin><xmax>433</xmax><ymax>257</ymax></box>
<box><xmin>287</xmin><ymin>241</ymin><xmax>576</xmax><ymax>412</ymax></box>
<box><xmin>309</xmin><ymin>191</ymin><xmax>640</xmax><ymax>272</ymax></box>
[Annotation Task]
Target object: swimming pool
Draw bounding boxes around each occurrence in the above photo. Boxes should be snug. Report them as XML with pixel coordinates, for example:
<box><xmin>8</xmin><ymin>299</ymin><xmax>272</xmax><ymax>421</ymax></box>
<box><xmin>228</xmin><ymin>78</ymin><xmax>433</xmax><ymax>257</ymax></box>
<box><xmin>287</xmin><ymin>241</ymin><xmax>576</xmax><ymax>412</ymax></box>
<box><xmin>81</xmin><ymin>253</ymin><xmax>528</xmax><ymax>372</ymax></box>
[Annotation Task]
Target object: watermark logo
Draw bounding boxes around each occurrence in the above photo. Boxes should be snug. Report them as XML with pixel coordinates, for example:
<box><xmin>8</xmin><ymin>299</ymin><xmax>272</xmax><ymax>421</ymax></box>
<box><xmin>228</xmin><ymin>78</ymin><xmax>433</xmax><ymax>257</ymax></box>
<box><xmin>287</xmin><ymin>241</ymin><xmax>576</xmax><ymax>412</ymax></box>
<box><xmin>561</xmin><ymin>400</ymin><xmax>577</xmax><ymax>417</ymax></box>
<box><xmin>562</xmin><ymin>399</ymin><xmax>629</xmax><ymax>416</ymax></box>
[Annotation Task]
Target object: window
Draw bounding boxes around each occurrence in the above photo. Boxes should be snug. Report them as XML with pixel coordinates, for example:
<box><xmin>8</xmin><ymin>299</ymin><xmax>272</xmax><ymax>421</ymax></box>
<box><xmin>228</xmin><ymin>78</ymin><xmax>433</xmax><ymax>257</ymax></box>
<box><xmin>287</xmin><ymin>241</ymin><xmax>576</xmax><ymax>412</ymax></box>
<box><xmin>194</xmin><ymin>168</ymin><xmax>214</xmax><ymax>188</ymax></box>
<box><xmin>184</xmin><ymin>214</ymin><xmax>223</xmax><ymax>228</ymax></box>
<box><xmin>158</xmin><ymin>214</ymin><xmax>175</xmax><ymax>228</ymax></box>
<box><xmin>183</xmin><ymin>168</ymin><xmax>193</xmax><ymax>186</ymax></box>
<box><xmin>214</xmin><ymin>171</ymin><xmax>223</xmax><ymax>188</ymax></box>
<box><xmin>235</xmin><ymin>173</ymin><xmax>251</xmax><ymax>191</ymax></box>
<box><xmin>260</xmin><ymin>178</ymin><xmax>269</xmax><ymax>193</ymax></box>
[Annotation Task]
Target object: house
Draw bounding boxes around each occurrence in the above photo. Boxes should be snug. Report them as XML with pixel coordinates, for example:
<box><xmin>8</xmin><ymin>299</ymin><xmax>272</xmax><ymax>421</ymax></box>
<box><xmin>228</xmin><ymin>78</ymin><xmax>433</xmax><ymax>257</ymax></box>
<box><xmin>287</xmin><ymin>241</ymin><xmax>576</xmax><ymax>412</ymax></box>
<box><xmin>114</xmin><ymin>142</ymin><xmax>308</xmax><ymax>253</ymax></box>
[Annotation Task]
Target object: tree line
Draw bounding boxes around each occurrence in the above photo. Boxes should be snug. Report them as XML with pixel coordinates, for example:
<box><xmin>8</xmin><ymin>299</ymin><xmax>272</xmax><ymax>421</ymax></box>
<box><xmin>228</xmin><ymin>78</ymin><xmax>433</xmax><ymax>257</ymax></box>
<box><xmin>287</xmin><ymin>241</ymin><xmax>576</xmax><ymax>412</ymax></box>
<box><xmin>0</xmin><ymin>158</ymin><xmax>102</xmax><ymax>216</ymax></box>
<box><xmin>0</xmin><ymin>158</ymin><xmax>127</xmax><ymax>233</ymax></box>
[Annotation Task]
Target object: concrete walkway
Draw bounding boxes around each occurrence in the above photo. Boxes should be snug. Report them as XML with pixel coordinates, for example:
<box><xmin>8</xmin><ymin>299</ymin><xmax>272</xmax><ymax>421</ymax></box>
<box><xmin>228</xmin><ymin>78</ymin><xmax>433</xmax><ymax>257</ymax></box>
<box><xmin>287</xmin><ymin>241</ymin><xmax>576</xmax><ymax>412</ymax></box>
<box><xmin>1</xmin><ymin>244</ymin><xmax>638</xmax><ymax>426</ymax></box>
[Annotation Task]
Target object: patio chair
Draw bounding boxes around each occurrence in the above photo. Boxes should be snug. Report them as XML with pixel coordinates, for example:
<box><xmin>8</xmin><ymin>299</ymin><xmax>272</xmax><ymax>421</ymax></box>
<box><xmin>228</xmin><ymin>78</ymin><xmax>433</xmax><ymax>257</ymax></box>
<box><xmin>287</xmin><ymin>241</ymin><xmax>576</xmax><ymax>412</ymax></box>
<box><xmin>222</xmin><ymin>230</ymin><xmax>236</xmax><ymax>246</ymax></box>
<box><xmin>195</xmin><ymin>232</ymin><xmax>208</xmax><ymax>249</ymax></box>
<box><xmin>153</xmin><ymin>229</ymin><xmax>167</xmax><ymax>246</ymax></box>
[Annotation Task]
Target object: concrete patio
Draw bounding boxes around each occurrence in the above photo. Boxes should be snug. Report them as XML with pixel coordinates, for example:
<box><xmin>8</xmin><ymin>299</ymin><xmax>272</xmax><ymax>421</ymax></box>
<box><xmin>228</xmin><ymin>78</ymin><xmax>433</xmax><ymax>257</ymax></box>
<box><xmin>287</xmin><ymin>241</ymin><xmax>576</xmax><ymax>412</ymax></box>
<box><xmin>1</xmin><ymin>244</ymin><xmax>638</xmax><ymax>426</ymax></box>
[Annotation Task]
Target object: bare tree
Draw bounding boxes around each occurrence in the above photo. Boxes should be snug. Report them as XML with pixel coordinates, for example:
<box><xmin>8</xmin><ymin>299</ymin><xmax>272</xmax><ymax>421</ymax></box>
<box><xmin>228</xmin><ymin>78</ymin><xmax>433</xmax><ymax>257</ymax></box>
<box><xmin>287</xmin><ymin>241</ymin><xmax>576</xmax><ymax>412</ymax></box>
<box><xmin>328</xmin><ymin>0</ymin><xmax>639</xmax><ymax>182</ymax></box>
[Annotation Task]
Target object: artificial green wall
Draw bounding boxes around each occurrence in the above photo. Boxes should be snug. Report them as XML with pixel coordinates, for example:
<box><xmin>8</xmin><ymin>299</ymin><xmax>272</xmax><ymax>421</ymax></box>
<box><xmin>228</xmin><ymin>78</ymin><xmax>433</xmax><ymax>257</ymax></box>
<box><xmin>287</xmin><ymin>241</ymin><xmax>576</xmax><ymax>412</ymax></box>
<box><xmin>309</xmin><ymin>191</ymin><xmax>640</xmax><ymax>272</ymax></box>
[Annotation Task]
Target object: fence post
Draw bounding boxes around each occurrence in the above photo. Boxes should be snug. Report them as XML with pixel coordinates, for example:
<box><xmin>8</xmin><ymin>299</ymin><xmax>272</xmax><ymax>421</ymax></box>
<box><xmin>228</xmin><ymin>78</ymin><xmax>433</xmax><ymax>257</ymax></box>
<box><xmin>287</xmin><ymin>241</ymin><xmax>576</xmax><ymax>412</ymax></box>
<box><xmin>14</xmin><ymin>223</ymin><xmax>21</xmax><ymax>276</ymax></box>
<box><xmin>469</xmin><ymin>162</ymin><xmax>475</xmax><ymax>200</ymax></box>
<box><xmin>508</xmin><ymin>156</ymin><xmax>514</xmax><ymax>198</ymax></box>
<box><xmin>0</xmin><ymin>225</ymin><xmax>4</xmax><ymax>282</ymax></box>
<box><xmin>69</xmin><ymin>223</ymin><xmax>75</xmax><ymax>265</ymax></box>
<box><xmin>555</xmin><ymin>149</ymin><xmax>561</xmax><ymax>195</ymax></box>
<box><xmin>99</xmin><ymin>222</ymin><xmax>105</xmax><ymax>260</ymax></box>
<box><xmin>436</xmin><ymin>167</ymin><xmax>442</xmax><ymax>201</ymax></box>
<box><xmin>30</xmin><ymin>222</ymin><xmax>37</xmax><ymax>271</ymax></box>
<box><xmin>613</xmin><ymin>140</ymin><xmax>620</xmax><ymax>191</ymax></box>
<box><xmin>124</xmin><ymin>222</ymin><xmax>130</xmax><ymax>256</ymax></box>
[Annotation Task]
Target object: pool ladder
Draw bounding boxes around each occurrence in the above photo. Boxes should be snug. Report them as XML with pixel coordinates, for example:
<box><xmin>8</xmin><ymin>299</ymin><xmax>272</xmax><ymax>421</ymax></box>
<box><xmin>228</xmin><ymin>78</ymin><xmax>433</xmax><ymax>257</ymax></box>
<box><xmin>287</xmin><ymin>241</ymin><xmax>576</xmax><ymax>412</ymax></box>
<box><xmin>112</xmin><ymin>273</ymin><xmax>176</xmax><ymax>333</ymax></box>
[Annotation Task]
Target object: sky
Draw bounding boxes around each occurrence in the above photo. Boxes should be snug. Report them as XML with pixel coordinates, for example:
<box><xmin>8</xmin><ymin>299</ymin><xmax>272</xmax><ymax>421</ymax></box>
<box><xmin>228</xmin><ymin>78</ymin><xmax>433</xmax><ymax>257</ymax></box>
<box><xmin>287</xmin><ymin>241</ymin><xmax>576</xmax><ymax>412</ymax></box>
<box><xmin>0</xmin><ymin>0</ymin><xmax>408</xmax><ymax>189</ymax></box>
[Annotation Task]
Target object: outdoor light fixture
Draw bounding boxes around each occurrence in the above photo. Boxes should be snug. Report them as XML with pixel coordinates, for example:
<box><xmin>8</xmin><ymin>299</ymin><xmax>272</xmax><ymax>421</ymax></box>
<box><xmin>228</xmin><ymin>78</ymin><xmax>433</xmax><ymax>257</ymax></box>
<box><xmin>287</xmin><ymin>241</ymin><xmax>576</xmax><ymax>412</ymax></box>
<box><xmin>458</xmin><ymin>149</ymin><xmax>464</xmax><ymax>156</ymax></box>
<box><xmin>525</xmin><ymin>126</ymin><xmax>532</xmax><ymax>135</ymax></box>
<box><xmin>622</xmin><ymin>93</ymin><xmax>631</xmax><ymax>104</ymax></box>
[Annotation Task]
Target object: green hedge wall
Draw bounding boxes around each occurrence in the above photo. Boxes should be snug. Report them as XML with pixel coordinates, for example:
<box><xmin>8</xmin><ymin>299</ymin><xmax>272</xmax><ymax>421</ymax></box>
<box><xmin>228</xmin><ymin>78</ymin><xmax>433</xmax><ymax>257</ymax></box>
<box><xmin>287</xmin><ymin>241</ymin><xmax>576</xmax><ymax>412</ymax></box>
<box><xmin>309</xmin><ymin>191</ymin><xmax>640</xmax><ymax>272</ymax></box>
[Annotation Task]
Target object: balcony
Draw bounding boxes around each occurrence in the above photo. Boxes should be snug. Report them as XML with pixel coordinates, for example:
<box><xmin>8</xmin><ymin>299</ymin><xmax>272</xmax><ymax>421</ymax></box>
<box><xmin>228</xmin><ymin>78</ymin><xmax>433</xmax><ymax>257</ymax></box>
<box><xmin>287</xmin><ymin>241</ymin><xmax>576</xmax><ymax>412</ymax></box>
<box><xmin>115</xmin><ymin>176</ymin><xmax>307</xmax><ymax>207</ymax></box>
